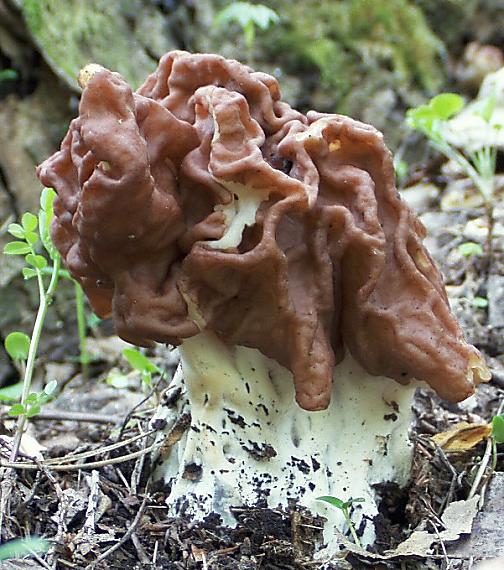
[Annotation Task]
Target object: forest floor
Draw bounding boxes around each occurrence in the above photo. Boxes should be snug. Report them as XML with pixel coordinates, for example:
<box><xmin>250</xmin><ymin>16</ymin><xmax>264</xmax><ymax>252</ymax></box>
<box><xmin>0</xmin><ymin>158</ymin><xmax>503</xmax><ymax>570</ymax></box>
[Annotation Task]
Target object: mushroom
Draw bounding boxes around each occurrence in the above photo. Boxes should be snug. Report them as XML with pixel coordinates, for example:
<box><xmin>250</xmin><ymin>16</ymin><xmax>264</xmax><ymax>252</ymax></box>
<box><xmin>37</xmin><ymin>51</ymin><xmax>490</xmax><ymax>546</ymax></box>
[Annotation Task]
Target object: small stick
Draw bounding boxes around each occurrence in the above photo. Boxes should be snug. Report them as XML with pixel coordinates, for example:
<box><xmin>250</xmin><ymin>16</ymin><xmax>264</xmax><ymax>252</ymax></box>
<box><xmin>0</xmin><ymin>409</ymin><xmax>116</xmax><ymax>424</ymax></box>
<box><xmin>0</xmin><ymin>440</ymin><xmax>162</xmax><ymax>472</ymax></box>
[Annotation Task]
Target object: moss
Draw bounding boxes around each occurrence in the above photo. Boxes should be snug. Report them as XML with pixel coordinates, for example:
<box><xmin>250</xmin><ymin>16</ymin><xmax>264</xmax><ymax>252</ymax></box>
<box><xmin>19</xmin><ymin>0</ymin><xmax>176</xmax><ymax>90</ymax></box>
<box><xmin>266</xmin><ymin>0</ymin><xmax>446</xmax><ymax>114</ymax></box>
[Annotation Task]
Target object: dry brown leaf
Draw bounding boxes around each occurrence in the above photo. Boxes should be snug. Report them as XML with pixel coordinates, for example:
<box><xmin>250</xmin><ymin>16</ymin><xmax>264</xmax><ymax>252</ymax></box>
<box><xmin>431</xmin><ymin>422</ymin><xmax>491</xmax><ymax>452</ymax></box>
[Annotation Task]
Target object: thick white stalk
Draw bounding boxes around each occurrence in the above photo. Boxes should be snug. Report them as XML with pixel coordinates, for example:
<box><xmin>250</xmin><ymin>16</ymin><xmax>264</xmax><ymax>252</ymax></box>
<box><xmin>152</xmin><ymin>332</ymin><xmax>418</xmax><ymax>546</ymax></box>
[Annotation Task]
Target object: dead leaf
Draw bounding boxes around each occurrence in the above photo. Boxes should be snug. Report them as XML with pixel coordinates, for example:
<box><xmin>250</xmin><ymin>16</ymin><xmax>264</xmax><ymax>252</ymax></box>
<box><xmin>342</xmin><ymin>496</ymin><xmax>480</xmax><ymax>564</ymax></box>
<box><xmin>431</xmin><ymin>422</ymin><xmax>491</xmax><ymax>452</ymax></box>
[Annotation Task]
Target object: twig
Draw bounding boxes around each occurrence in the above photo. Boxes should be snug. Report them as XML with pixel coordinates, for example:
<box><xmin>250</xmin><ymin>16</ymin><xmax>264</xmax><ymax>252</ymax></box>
<box><xmin>84</xmin><ymin>493</ymin><xmax>149</xmax><ymax>569</ymax></box>
<box><xmin>117</xmin><ymin>373</ymin><xmax>167</xmax><ymax>441</ymax></box>
<box><xmin>0</xmin><ymin>409</ymin><xmax>116</xmax><ymax>424</ymax></box>
<box><xmin>0</xmin><ymin>440</ymin><xmax>162</xmax><ymax>472</ymax></box>
<box><xmin>40</xmin><ymin>429</ymin><xmax>156</xmax><ymax>465</ymax></box>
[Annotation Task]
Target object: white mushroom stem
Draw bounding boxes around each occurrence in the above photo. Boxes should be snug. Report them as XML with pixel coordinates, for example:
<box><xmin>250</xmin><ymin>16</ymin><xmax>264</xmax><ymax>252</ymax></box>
<box><xmin>152</xmin><ymin>331</ymin><xmax>419</xmax><ymax>547</ymax></box>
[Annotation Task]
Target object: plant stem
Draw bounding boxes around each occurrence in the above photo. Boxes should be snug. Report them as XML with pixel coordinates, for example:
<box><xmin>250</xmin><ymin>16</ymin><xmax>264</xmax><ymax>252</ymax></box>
<box><xmin>74</xmin><ymin>280</ymin><xmax>89</xmax><ymax>375</ymax></box>
<box><xmin>344</xmin><ymin>508</ymin><xmax>361</xmax><ymax>548</ymax></box>
<box><xmin>9</xmin><ymin>256</ymin><xmax>61</xmax><ymax>462</ymax></box>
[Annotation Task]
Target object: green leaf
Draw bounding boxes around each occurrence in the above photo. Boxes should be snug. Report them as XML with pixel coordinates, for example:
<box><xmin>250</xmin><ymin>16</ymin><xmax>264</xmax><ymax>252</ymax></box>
<box><xmin>215</xmin><ymin>2</ymin><xmax>279</xmax><ymax>30</ymax></box>
<box><xmin>87</xmin><ymin>312</ymin><xmax>102</xmax><ymax>329</ymax></box>
<box><xmin>24</xmin><ymin>231</ymin><xmax>39</xmax><ymax>246</ymax></box>
<box><xmin>40</xmin><ymin>187</ymin><xmax>56</xmax><ymax>212</ymax></box>
<box><xmin>5</xmin><ymin>332</ymin><xmax>30</xmax><ymax>361</ymax></box>
<box><xmin>25</xmin><ymin>393</ymin><xmax>39</xmax><ymax>405</ymax></box>
<box><xmin>430</xmin><ymin>93</ymin><xmax>465</xmax><ymax>120</ymax></box>
<box><xmin>0</xmin><ymin>69</ymin><xmax>18</xmax><ymax>82</ymax></box>
<box><xmin>458</xmin><ymin>242</ymin><xmax>483</xmax><ymax>257</ymax></box>
<box><xmin>123</xmin><ymin>348</ymin><xmax>160</xmax><ymax>373</ymax></box>
<box><xmin>44</xmin><ymin>379</ymin><xmax>58</xmax><ymax>396</ymax></box>
<box><xmin>473</xmin><ymin>95</ymin><xmax>496</xmax><ymax>123</ymax></box>
<box><xmin>7</xmin><ymin>223</ymin><xmax>25</xmax><ymax>239</ymax></box>
<box><xmin>0</xmin><ymin>382</ymin><xmax>23</xmax><ymax>403</ymax></box>
<box><xmin>3</xmin><ymin>241</ymin><xmax>31</xmax><ymax>255</ymax></box>
<box><xmin>473</xmin><ymin>296</ymin><xmax>489</xmax><ymax>309</ymax></box>
<box><xmin>25</xmin><ymin>253</ymin><xmax>47</xmax><ymax>269</ymax></box>
<box><xmin>22</xmin><ymin>268</ymin><xmax>37</xmax><ymax>280</ymax></box>
<box><xmin>348</xmin><ymin>497</ymin><xmax>365</xmax><ymax>504</ymax></box>
<box><xmin>394</xmin><ymin>159</ymin><xmax>408</xmax><ymax>181</ymax></box>
<box><xmin>26</xmin><ymin>405</ymin><xmax>41</xmax><ymax>418</ymax></box>
<box><xmin>21</xmin><ymin>212</ymin><xmax>38</xmax><ymax>232</ymax></box>
<box><xmin>0</xmin><ymin>537</ymin><xmax>49</xmax><ymax>561</ymax></box>
<box><xmin>8</xmin><ymin>403</ymin><xmax>26</xmax><ymax>417</ymax></box>
<box><xmin>39</xmin><ymin>188</ymin><xmax>58</xmax><ymax>260</ymax></box>
<box><xmin>142</xmin><ymin>371</ymin><xmax>153</xmax><ymax>389</ymax></box>
<box><xmin>317</xmin><ymin>496</ymin><xmax>345</xmax><ymax>510</ymax></box>
<box><xmin>492</xmin><ymin>415</ymin><xmax>504</xmax><ymax>444</ymax></box>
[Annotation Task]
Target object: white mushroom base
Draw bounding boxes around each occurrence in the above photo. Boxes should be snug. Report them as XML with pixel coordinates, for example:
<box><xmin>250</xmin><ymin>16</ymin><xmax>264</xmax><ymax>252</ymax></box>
<box><xmin>152</xmin><ymin>332</ymin><xmax>418</xmax><ymax>547</ymax></box>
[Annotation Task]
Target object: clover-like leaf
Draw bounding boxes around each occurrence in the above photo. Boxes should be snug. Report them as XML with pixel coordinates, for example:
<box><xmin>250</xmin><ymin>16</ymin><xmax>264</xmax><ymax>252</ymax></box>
<box><xmin>25</xmin><ymin>393</ymin><xmax>39</xmax><ymax>405</ymax></box>
<box><xmin>3</xmin><ymin>241</ymin><xmax>31</xmax><ymax>255</ymax></box>
<box><xmin>44</xmin><ymin>379</ymin><xmax>58</xmax><ymax>396</ymax></box>
<box><xmin>24</xmin><ymin>231</ymin><xmax>39</xmax><ymax>246</ymax></box>
<box><xmin>0</xmin><ymin>382</ymin><xmax>23</xmax><ymax>403</ymax></box>
<box><xmin>25</xmin><ymin>253</ymin><xmax>48</xmax><ymax>269</ymax></box>
<box><xmin>5</xmin><ymin>332</ymin><xmax>30</xmax><ymax>361</ymax></box>
<box><xmin>8</xmin><ymin>403</ymin><xmax>26</xmax><ymax>417</ymax></box>
<box><xmin>430</xmin><ymin>93</ymin><xmax>465</xmax><ymax>120</ymax></box>
<box><xmin>26</xmin><ymin>405</ymin><xmax>41</xmax><ymax>418</ymax></box>
<box><xmin>21</xmin><ymin>212</ymin><xmax>38</xmax><ymax>232</ymax></box>
<box><xmin>7</xmin><ymin>223</ymin><xmax>25</xmax><ymax>239</ymax></box>
<box><xmin>22</xmin><ymin>268</ymin><xmax>37</xmax><ymax>280</ymax></box>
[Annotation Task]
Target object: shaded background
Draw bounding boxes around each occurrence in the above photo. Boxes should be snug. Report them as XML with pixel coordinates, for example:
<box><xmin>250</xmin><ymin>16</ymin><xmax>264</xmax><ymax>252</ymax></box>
<box><xmin>1</xmin><ymin>0</ymin><xmax>504</xmax><ymax>384</ymax></box>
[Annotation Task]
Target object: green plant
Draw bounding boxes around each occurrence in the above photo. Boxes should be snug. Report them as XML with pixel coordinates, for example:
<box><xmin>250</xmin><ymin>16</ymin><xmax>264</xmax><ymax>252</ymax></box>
<box><xmin>0</xmin><ymin>537</ymin><xmax>49</xmax><ymax>561</ymax></box>
<box><xmin>0</xmin><ymin>69</ymin><xmax>18</xmax><ymax>82</ymax></box>
<box><xmin>491</xmin><ymin>413</ymin><xmax>504</xmax><ymax>469</ymax></box>
<box><xmin>7</xmin><ymin>380</ymin><xmax>57</xmax><ymax>419</ymax></box>
<box><xmin>215</xmin><ymin>2</ymin><xmax>279</xmax><ymax>63</ymax></box>
<box><xmin>3</xmin><ymin>189</ymin><xmax>62</xmax><ymax>460</ymax></box>
<box><xmin>4</xmin><ymin>189</ymin><xmax>90</xmax><ymax>372</ymax></box>
<box><xmin>317</xmin><ymin>495</ymin><xmax>365</xmax><ymax>547</ymax></box>
<box><xmin>122</xmin><ymin>348</ymin><xmax>161</xmax><ymax>393</ymax></box>
<box><xmin>458</xmin><ymin>241</ymin><xmax>483</xmax><ymax>257</ymax></box>
<box><xmin>407</xmin><ymin>93</ymin><xmax>499</xmax><ymax>263</ymax></box>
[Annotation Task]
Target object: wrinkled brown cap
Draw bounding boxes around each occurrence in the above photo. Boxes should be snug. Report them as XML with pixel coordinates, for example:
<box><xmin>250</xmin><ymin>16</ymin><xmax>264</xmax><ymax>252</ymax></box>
<box><xmin>37</xmin><ymin>51</ymin><xmax>490</xmax><ymax>411</ymax></box>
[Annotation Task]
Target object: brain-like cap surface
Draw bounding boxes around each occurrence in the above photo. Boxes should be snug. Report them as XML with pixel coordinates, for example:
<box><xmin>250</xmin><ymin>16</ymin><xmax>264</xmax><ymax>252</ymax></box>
<box><xmin>37</xmin><ymin>51</ymin><xmax>490</xmax><ymax>411</ymax></box>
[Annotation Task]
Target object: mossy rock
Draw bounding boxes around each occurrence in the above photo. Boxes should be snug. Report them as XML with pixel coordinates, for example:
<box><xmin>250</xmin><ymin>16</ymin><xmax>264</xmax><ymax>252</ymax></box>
<box><xmin>15</xmin><ymin>0</ymin><xmax>177</xmax><ymax>90</ymax></box>
<box><xmin>266</xmin><ymin>0</ymin><xmax>445</xmax><ymax>115</ymax></box>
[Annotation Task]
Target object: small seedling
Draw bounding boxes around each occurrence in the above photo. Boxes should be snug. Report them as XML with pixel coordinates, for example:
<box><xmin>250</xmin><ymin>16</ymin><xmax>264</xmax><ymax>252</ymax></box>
<box><xmin>407</xmin><ymin>93</ymin><xmax>499</xmax><ymax>262</ymax></box>
<box><xmin>458</xmin><ymin>241</ymin><xmax>483</xmax><ymax>258</ymax></box>
<box><xmin>472</xmin><ymin>296</ymin><xmax>488</xmax><ymax>309</ymax></box>
<box><xmin>7</xmin><ymin>380</ymin><xmax>57</xmax><ymax>419</ymax></box>
<box><xmin>3</xmin><ymin>189</ymin><xmax>62</xmax><ymax>459</ymax></box>
<box><xmin>317</xmin><ymin>495</ymin><xmax>365</xmax><ymax>547</ymax></box>
<box><xmin>0</xmin><ymin>537</ymin><xmax>49</xmax><ymax>561</ymax></box>
<box><xmin>214</xmin><ymin>2</ymin><xmax>279</xmax><ymax>63</ymax></box>
<box><xmin>491</xmin><ymin>413</ymin><xmax>504</xmax><ymax>469</ymax></box>
<box><xmin>122</xmin><ymin>348</ymin><xmax>161</xmax><ymax>393</ymax></box>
